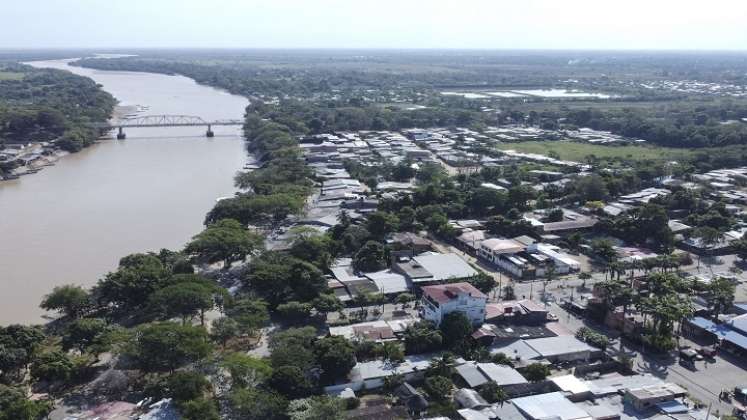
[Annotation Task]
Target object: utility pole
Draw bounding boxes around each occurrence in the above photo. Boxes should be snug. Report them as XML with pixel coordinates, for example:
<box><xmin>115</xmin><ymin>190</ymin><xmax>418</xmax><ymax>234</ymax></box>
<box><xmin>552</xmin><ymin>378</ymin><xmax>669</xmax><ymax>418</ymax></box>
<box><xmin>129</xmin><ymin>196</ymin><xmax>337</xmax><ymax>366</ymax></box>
<box><xmin>529</xmin><ymin>281</ymin><xmax>534</xmax><ymax>300</ymax></box>
<box><xmin>497</xmin><ymin>271</ymin><xmax>503</xmax><ymax>301</ymax></box>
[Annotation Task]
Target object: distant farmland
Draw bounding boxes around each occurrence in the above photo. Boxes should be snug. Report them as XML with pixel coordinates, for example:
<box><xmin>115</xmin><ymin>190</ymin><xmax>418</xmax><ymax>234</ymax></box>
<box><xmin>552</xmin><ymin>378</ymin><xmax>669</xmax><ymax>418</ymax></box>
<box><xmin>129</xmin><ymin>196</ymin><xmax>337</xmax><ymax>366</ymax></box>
<box><xmin>494</xmin><ymin>140</ymin><xmax>698</xmax><ymax>162</ymax></box>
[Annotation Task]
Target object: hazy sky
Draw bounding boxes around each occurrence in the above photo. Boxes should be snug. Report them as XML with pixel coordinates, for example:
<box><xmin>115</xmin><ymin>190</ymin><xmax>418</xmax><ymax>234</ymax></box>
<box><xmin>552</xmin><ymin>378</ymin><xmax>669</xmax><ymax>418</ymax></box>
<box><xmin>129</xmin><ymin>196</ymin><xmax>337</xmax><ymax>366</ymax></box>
<box><xmin>4</xmin><ymin>0</ymin><xmax>747</xmax><ymax>50</ymax></box>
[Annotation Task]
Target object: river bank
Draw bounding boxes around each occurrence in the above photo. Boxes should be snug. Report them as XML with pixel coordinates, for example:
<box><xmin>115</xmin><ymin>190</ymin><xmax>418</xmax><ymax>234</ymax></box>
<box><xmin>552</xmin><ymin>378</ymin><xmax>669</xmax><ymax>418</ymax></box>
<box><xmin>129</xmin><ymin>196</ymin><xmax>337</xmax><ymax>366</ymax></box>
<box><xmin>0</xmin><ymin>58</ymin><xmax>249</xmax><ymax>324</ymax></box>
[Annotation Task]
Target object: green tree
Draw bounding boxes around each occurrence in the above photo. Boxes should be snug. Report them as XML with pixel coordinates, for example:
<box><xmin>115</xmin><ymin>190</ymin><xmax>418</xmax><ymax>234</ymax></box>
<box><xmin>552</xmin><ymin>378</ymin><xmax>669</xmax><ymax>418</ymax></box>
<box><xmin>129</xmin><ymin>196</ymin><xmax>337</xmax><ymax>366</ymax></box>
<box><xmin>148</xmin><ymin>280</ymin><xmax>221</xmax><ymax>325</ymax></box>
<box><xmin>479</xmin><ymin>381</ymin><xmax>509</xmax><ymax>406</ymax></box>
<box><xmin>229</xmin><ymin>388</ymin><xmax>288</xmax><ymax>420</ymax></box>
<box><xmin>289</xmin><ymin>234</ymin><xmax>333</xmax><ymax>269</ymax></box>
<box><xmin>268</xmin><ymin>330</ymin><xmax>315</xmax><ymax>367</ymax></box>
<box><xmin>225</xmin><ymin>298</ymin><xmax>270</xmax><ymax>335</ymax></box>
<box><xmin>39</xmin><ymin>284</ymin><xmax>90</xmax><ymax>318</ymax></box>
<box><xmin>706</xmin><ymin>277</ymin><xmax>735</xmax><ymax>321</ymax></box>
<box><xmin>574</xmin><ymin>174</ymin><xmax>609</xmax><ymax>202</ymax></box>
<box><xmin>269</xmin><ymin>365</ymin><xmax>315</xmax><ymax>398</ymax></box>
<box><xmin>465</xmin><ymin>273</ymin><xmax>495</xmax><ymax>294</ymax></box>
<box><xmin>221</xmin><ymin>352</ymin><xmax>272</xmax><ymax>389</ymax></box>
<box><xmin>428</xmin><ymin>353</ymin><xmax>456</xmax><ymax>377</ymax></box>
<box><xmin>522</xmin><ymin>363</ymin><xmax>551</xmax><ymax>382</ymax></box>
<box><xmin>439</xmin><ymin>312</ymin><xmax>473</xmax><ymax>347</ymax></box>
<box><xmin>0</xmin><ymin>325</ymin><xmax>45</xmax><ymax>381</ymax></box>
<box><xmin>277</xmin><ymin>301</ymin><xmax>313</xmax><ymax>323</ymax></box>
<box><xmin>353</xmin><ymin>241</ymin><xmax>387</xmax><ymax>272</ymax></box>
<box><xmin>126</xmin><ymin>322</ymin><xmax>212</xmax><ymax>372</ymax></box>
<box><xmin>491</xmin><ymin>352</ymin><xmax>514</xmax><ymax>367</ymax></box>
<box><xmin>94</xmin><ymin>253</ymin><xmax>169</xmax><ymax>311</ymax></box>
<box><xmin>180</xmin><ymin>398</ymin><xmax>220</xmax><ymax>420</ymax></box>
<box><xmin>312</xmin><ymin>294</ymin><xmax>343</xmax><ymax>317</ymax></box>
<box><xmin>210</xmin><ymin>317</ymin><xmax>240</xmax><ymax>347</ymax></box>
<box><xmin>366</xmin><ymin>212</ymin><xmax>399</xmax><ymax>239</ymax></box>
<box><xmin>167</xmin><ymin>371</ymin><xmax>210</xmax><ymax>402</ymax></box>
<box><xmin>395</xmin><ymin>293</ymin><xmax>415</xmax><ymax>309</ymax></box>
<box><xmin>397</xmin><ymin>206</ymin><xmax>418</xmax><ymax>231</ymax></box>
<box><xmin>466</xmin><ymin>187</ymin><xmax>508</xmax><ymax>217</ymax></box>
<box><xmin>404</xmin><ymin>321</ymin><xmax>443</xmax><ymax>354</ymax></box>
<box><xmin>185</xmin><ymin>218</ymin><xmax>263</xmax><ymax>269</ymax></box>
<box><xmin>546</xmin><ymin>208</ymin><xmax>564</xmax><ymax>222</ymax></box>
<box><xmin>381</xmin><ymin>341</ymin><xmax>405</xmax><ymax>363</ymax></box>
<box><xmin>29</xmin><ymin>351</ymin><xmax>75</xmax><ymax>383</ymax></box>
<box><xmin>313</xmin><ymin>336</ymin><xmax>356</xmax><ymax>381</ymax></box>
<box><xmin>61</xmin><ymin>318</ymin><xmax>109</xmax><ymax>354</ymax></box>
<box><xmin>0</xmin><ymin>385</ymin><xmax>52</xmax><ymax>420</ymax></box>
<box><xmin>694</xmin><ymin>226</ymin><xmax>724</xmax><ymax>269</ymax></box>
<box><xmin>246</xmin><ymin>253</ymin><xmax>327</xmax><ymax>306</ymax></box>
<box><xmin>424</xmin><ymin>375</ymin><xmax>453</xmax><ymax>401</ymax></box>
<box><xmin>288</xmin><ymin>396</ymin><xmax>345</xmax><ymax>420</ymax></box>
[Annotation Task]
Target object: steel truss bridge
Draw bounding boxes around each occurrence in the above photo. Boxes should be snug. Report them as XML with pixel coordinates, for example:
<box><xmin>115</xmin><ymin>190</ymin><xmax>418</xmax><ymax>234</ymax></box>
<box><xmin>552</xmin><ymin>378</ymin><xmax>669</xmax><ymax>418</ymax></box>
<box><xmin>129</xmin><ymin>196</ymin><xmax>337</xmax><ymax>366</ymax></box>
<box><xmin>95</xmin><ymin>115</ymin><xmax>244</xmax><ymax>139</ymax></box>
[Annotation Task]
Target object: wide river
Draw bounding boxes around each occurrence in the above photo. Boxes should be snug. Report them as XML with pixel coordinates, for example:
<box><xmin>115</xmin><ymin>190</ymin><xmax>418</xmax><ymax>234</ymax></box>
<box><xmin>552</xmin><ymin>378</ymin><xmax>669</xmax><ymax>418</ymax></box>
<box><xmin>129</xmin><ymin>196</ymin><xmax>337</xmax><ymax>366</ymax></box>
<box><xmin>0</xmin><ymin>59</ymin><xmax>248</xmax><ymax>324</ymax></box>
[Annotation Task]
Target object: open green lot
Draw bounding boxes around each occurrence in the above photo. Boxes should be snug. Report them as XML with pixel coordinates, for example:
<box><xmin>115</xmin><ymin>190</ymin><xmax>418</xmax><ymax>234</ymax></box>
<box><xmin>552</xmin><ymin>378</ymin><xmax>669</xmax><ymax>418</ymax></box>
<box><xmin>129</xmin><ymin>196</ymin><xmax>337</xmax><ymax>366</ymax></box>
<box><xmin>495</xmin><ymin>140</ymin><xmax>697</xmax><ymax>162</ymax></box>
<box><xmin>0</xmin><ymin>71</ymin><xmax>25</xmax><ymax>81</ymax></box>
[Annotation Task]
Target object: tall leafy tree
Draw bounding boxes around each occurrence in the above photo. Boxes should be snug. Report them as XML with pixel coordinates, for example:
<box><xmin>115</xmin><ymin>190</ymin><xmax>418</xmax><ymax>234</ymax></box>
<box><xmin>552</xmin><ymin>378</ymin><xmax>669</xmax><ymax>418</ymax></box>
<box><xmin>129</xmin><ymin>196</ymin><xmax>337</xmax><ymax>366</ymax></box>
<box><xmin>229</xmin><ymin>388</ymin><xmax>287</xmax><ymax>420</ymax></box>
<box><xmin>94</xmin><ymin>253</ymin><xmax>169</xmax><ymax>311</ymax></box>
<box><xmin>706</xmin><ymin>277</ymin><xmax>735</xmax><ymax>321</ymax></box>
<box><xmin>148</xmin><ymin>279</ymin><xmax>224</xmax><ymax>325</ymax></box>
<box><xmin>39</xmin><ymin>285</ymin><xmax>91</xmax><ymax>318</ymax></box>
<box><xmin>126</xmin><ymin>322</ymin><xmax>212</xmax><ymax>372</ymax></box>
<box><xmin>353</xmin><ymin>241</ymin><xmax>387</xmax><ymax>272</ymax></box>
<box><xmin>314</xmin><ymin>336</ymin><xmax>355</xmax><ymax>380</ymax></box>
<box><xmin>185</xmin><ymin>218</ymin><xmax>263</xmax><ymax>269</ymax></box>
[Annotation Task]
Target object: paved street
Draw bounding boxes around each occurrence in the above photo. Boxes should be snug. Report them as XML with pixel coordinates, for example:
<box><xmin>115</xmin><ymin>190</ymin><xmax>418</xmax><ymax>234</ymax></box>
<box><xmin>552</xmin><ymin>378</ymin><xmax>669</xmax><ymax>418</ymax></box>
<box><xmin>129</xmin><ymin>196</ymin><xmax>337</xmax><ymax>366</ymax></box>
<box><xmin>427</xmin><ymin>241</ymin><xmax>747</xmax><ymax>414</ymax></box>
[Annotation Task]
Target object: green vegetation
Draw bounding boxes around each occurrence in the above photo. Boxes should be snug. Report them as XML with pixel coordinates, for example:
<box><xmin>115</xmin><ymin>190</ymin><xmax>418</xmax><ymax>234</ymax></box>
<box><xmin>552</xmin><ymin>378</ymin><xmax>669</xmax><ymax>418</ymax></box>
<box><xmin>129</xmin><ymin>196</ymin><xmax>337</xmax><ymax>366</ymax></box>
<box><xmin>6</xmin><ymin>49</ymin><xmax>747</xmax><ymax>419</ymax></box>
<box><xmin>185</xmin><ymin>218</ymin><xmax>264</xmax><ymax>269</ymax></box>
<box><xmin>496</xmin><ymin>140</ymin><xmax>697</xmax><ymax>162</ymax></box>
<box><xmin>0</xmin><ymin>64</ymin><xmax>114</xmax><ymax>152</ymax></box>
<box><xmin>0</xmin><ymin>71</ymin><xmax>24</xmax><ymax>81</ymax></box>
<box><xmin>522</xmin><ymin>363</ymin><xmax>551</xmax><ymax>382</ymax></box>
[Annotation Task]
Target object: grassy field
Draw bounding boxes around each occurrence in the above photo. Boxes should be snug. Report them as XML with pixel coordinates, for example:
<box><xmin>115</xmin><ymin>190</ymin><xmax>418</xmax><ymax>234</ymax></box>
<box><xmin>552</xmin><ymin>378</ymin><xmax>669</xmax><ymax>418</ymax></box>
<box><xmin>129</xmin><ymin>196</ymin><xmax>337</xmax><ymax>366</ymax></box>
<box><xmin>495</xmin><ymin>140</ymin><xmax>697</xmax><ymax>162</ymax></box>
<box><xmin>0</xmin><ymin>71</ymin><xmax>24</xmax><ymax>81</ymax></box>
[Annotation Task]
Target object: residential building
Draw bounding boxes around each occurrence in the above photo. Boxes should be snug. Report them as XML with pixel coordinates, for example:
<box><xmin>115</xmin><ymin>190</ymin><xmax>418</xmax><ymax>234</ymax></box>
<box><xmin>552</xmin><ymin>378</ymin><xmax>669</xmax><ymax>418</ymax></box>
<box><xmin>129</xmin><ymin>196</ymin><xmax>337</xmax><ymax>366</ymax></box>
<box><xmin>624</xmin><ymin>383</ymin><xmax>686</xmax><ymax>411</ymax></box>
<box><xmin>527</xmin><ymin>243</ymin><xmax>581</xmax><ymax>273</ymax></box>
<box><xmin>394</xmin><ymin>252</ymin><xmax>479</xmax><ymax>284</ymax></box>
<box><xmin>420</xmin><ymin>282</ymin><xmax>487</xmax><ymax>326</ymax></box>
<box><xmin>523</xmin><ymin>336</ymin><xmax>600</xmax><ymax>362</ymax></box>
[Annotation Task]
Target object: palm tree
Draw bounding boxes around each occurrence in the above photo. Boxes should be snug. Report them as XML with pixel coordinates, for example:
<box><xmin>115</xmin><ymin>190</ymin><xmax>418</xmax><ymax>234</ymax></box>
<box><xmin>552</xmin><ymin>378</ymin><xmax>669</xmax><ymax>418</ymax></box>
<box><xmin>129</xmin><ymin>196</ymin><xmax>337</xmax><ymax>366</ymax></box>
<box><xmin>592</xmin><ymin>239</ymin><xmax>617</xmax><ymax>280</ymax></box>
<box><xmin>707</xmin><ymin>277</ymin><xmax>736</xmax><ymax>321</ymax></box>
<box><xmin>598</xmin><ymin>278</ymin><xmax>634</xmax><ymax>348</ymax></box>
<box><xmin>694</xmin><ymin>227</ymin><xmax>724</xmax><ymax>273</ymax></box>
<box><xmin>479</xmin><ymin>381</ymin><xmax>508</xmax><ymax>406</ymax></box>
<box><xmin>428</xmin><ymin>353</ymin><xmax>456</xmax><ymax>377</ymax></box>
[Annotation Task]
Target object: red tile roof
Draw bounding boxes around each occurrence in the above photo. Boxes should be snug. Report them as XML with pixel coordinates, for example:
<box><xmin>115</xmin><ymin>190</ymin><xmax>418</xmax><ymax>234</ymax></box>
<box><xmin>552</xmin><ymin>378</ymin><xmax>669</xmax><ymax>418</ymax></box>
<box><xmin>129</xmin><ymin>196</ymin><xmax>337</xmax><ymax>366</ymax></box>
<box><xmin>422</xmin><ymin>282</ymin><xmax>487</xmax><ymax>304</ymax></box>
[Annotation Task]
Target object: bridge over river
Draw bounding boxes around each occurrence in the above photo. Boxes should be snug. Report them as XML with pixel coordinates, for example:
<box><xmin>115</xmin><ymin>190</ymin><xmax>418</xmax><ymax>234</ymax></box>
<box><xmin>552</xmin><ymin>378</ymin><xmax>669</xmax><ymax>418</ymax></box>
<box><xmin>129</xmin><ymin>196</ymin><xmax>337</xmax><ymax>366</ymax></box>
<box><xmin>95</xmin><ymin>114</ymin><xmax>244</xmax><ymax>139</ymax></box>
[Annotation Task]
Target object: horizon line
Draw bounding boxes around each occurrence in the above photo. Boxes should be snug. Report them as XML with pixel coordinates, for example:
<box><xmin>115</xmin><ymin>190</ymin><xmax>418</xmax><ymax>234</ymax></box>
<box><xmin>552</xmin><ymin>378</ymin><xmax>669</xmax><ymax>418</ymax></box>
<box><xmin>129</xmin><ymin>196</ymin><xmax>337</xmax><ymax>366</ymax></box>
<box><xmin>2</xmin><ymin>46</ymin><xmax>747</xmax><ymax>54</ymax></box>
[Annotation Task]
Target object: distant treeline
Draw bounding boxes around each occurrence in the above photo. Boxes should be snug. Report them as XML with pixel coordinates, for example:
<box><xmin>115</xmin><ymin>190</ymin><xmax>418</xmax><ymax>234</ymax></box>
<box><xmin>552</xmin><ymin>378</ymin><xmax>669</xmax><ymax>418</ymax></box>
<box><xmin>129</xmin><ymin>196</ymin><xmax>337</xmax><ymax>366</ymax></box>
<box><xmin>562</xmin><ymin>104</ymin><xmax>747</xmax><ymax>148</ymax></box>
<box><xmin>0</xmin><ymin>64</ymin><xmax>115</xmax><ymax>151</ymax></box>
<box><xmin>74</xmin><ymin>54</ymin><xmax>747</xmax><ymax>149</ymax></box>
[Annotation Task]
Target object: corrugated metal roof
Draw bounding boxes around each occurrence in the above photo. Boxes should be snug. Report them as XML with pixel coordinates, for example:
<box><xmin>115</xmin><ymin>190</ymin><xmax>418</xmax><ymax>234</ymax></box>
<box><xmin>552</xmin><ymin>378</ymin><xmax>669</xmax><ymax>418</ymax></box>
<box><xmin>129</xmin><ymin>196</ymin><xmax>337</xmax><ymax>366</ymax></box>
<box><xmin>511</xmin><ymin>392</ymin><xmax>592</xmax><ymax>420</ymax></box>
<box><xmin>690</xmin><ymin>317</ymin><xmax>747</xmax><ymax>350</ymax></box>
<box><xmin>413</xmin><ymin>253</ymin><xmax>479</xmax><ymax>281</ymax></box>
<box><xmin>456</xmin><ymin>363</ymin><xmax>490</xmax><ymax>388</ymax></box>
<box><xmin>524</xmin><ymin>336</ymin><xmax>596</xmax><ymax>358</ymax></box>
<box><xmin>477</xmin><ymin>363</ymin><xmax>528</xmax><ymax>386</ymax></box>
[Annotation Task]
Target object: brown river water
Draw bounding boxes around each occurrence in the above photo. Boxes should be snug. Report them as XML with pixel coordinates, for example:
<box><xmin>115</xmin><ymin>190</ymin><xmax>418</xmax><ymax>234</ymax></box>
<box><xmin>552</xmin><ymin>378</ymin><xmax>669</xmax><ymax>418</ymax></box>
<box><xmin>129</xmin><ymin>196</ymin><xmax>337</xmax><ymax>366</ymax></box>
<box><xmin>0</xmin><ymin>59</ymin><xmax>248</xmax><ymax>324</ymax></box>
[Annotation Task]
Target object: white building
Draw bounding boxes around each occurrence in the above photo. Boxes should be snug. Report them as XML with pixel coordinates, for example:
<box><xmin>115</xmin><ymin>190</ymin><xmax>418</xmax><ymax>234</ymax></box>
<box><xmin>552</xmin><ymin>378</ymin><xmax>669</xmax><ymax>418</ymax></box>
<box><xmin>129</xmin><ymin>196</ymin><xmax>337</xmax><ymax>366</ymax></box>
<box><xmin>420</xmin><ymin>282</ymin><xmax>487</xmax><ymax>326</ymax></box>
<box><xmin>478</xmin><ymin>238</ymin><xmax>542</xmax><ymax>278</ymax></box>
<box><xmin>527</xmin><ymin>243</ymin><xmax>581</xmax><ymax>273</ymax></box>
